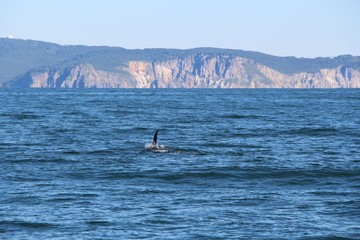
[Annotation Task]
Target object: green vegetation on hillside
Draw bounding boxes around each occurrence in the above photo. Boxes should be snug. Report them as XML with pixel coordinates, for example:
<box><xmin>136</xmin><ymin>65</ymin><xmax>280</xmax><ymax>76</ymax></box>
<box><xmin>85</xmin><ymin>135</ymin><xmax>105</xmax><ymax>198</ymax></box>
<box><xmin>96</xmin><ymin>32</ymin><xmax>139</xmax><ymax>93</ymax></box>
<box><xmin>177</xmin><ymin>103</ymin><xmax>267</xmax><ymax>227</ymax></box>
<box><xmin>1</xmin><ymin>38</ymin><xmax>359</xmax><ymax>85</ymax></box>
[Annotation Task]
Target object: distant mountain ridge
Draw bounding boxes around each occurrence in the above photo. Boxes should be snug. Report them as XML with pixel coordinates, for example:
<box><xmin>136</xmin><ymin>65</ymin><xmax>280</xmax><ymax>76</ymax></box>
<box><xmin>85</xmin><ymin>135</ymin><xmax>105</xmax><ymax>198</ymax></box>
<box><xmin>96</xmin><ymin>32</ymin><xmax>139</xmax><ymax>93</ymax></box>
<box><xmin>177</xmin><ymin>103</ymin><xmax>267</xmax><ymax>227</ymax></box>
<box><xmin>1</xmin><ymin>38</ymin><xmax>360</xmax><ymax>88</ymax></box>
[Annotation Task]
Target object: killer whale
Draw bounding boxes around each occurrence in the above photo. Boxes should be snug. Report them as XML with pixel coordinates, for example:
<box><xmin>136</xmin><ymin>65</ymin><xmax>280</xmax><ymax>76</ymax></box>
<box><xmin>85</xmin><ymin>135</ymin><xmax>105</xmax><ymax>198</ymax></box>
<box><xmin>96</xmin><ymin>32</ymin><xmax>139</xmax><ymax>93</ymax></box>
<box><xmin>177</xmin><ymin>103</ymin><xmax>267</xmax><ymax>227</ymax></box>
<box><xmin>146</xmin><ymin>129</ymin><xmax>168</xmax><ymax>152</ymax></box>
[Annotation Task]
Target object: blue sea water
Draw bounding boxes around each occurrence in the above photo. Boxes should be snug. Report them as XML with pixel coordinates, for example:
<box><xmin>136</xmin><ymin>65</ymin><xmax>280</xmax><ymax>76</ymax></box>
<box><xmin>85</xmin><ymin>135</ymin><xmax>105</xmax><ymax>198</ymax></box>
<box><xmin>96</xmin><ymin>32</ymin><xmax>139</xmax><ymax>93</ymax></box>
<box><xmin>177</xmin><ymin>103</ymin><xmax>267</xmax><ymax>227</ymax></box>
<box><xmin>0</xmin><ymin>89</ymin><xmax>359</xmax><ymax>239</ymax></box>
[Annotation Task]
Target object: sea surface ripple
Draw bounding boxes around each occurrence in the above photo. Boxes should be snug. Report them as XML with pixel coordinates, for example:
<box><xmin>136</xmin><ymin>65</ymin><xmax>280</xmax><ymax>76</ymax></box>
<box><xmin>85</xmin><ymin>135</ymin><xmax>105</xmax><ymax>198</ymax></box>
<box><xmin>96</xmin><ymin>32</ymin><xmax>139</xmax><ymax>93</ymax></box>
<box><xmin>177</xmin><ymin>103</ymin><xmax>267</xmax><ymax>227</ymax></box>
<box><xmin>0</xmin><ymin>89</ymin><xmax>359</xmax><ymax>239</ymax></box>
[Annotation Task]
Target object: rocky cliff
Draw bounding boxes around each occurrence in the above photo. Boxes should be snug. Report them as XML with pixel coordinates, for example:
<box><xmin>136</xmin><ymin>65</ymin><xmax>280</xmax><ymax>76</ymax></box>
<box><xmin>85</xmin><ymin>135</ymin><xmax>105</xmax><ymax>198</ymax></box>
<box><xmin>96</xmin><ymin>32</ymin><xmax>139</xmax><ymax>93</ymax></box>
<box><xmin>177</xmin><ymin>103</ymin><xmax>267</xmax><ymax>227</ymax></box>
<box><xmin>12</xmin><ymin>64</ymin><xmax>136</xmax><ymax>88</ymax></box>
<box><xmin>9</xmin><ymin>54</ymin><xmax>360</xmax><ymax>88</ymax></box>
<box><xmin>2</xmin><ymin>38</ymin><xmax>360</xmax><ymax>88</ymax></box>
<box><xmin>128</xmin><ymin>55</ymin><xmax>360</xmax><ymax>88</ymax></box>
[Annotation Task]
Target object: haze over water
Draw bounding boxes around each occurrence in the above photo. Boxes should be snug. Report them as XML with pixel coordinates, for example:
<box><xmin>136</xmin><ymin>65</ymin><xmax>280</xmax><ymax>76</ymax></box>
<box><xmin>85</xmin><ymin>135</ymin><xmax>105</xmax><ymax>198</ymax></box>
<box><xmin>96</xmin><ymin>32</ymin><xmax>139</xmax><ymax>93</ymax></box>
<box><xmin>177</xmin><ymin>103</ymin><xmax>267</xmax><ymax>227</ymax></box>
<box><xmin>0</xmin><ymin>89</ymin><xmax>359</xmax><ymax>239</ymax></box>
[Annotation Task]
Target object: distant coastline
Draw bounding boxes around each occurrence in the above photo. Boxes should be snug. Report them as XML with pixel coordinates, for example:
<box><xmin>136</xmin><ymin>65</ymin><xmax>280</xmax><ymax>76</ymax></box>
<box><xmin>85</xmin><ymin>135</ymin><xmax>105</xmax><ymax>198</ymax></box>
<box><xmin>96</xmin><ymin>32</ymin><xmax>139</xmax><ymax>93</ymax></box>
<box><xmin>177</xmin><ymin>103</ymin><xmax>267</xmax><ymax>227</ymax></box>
<box><xmin>1</xmin><ymin>38</ymin><xmax>360</xmax><ymax>88</ymax></box>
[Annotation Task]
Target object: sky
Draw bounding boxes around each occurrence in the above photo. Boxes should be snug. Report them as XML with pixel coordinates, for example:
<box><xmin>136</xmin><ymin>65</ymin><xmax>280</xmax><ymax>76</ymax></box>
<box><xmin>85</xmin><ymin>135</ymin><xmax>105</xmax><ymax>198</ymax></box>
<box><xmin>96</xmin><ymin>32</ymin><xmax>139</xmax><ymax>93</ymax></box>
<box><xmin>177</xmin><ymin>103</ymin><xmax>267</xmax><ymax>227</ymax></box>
<box><xmin>1</xmin><ymin>0</ymin><xmax>359</xmax><ymax>58</ymax></box>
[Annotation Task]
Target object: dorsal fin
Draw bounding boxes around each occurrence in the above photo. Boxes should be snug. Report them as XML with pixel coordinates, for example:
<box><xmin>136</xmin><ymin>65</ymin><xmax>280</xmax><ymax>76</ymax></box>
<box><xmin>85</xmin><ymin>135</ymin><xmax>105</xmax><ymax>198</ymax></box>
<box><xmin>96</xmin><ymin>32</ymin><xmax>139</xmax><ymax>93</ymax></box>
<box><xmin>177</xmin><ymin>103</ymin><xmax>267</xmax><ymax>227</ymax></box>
<box><xmin>152</xmin><ymin>130</ymin><xmax>159</xmax><ymax>145</ymax></box>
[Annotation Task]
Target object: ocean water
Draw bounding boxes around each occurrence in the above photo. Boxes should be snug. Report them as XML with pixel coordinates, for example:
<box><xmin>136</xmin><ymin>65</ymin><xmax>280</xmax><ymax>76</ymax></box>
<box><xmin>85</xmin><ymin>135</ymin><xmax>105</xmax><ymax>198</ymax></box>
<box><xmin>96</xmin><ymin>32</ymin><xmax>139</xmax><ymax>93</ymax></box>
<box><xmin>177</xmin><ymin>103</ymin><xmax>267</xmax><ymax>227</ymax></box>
<box><xmin>0</xmin><ymin>89</ymin><xmax>359</xmax><ymax>239</ymax></box>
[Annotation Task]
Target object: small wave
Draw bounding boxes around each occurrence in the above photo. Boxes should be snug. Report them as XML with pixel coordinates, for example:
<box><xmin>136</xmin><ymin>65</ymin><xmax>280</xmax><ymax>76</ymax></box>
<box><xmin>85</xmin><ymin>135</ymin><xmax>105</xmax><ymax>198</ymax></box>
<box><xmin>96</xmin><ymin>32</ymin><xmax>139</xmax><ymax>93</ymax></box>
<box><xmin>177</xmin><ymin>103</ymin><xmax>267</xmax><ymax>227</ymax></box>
<box><xmin>98</xmin><ymin>172</ymin><xmax>146</xmax><ymax>180</ymax></box>
<box><xmin>7</xmin><ymin>157</ymin><xmax>76</xmax><ymax>164</ymax></box>
<box><xmin>0</xmin><ymin>113</ymin><xmax>44</xmax><ymax>120</ymax></box>
<box><xmin>7</xmin><ymin>176</ymin><xmax>48</xmax><ymax>182</ymax></box>
<box><xmin>221</xmin><ymin>114</ymin><xmax>262</xmax><ymax>119</ymax></box>
<box><xmin>3</xmin><ymin>195</ymin><xmax>42</xmax><ymax>205</ymax></box>
<box><xmin>156</xmin><ymin>171</ymin><xmax>238</xmax><ymax>181</ymax></box>
<box><xmin>47</xmin><ymin>193</ymin><xmax>99</xmax><ymax>203</ymax></box>
<box><xmin>86</xmin><ymin>149</ymin><xmax>116</xmax><ymax>155</ymax></box>
<box><xmin>48</xmin><ymin>197</ymin><xmax>77</xmax><ymax>203</ymax></box>
<box><xmin>170</xmin><ymin>147</ymin><xmax>207</xmax><ymax>155</ymax></box>
<box><xmin>86</xmin><ymin>220</ymin><xmax>113</xmax><ymax>226</ymax></box>
<box><xmin>145</xmin><ymin>219</ymin><xmax>173</xmax><ymax>225</ymax></box>
<box><xmin>300</xmin><ymin>235</ymin><xmax>357</xmax><ymax>240</ymax></box>
<box><xmin>284</xmin><ymin>127</ymin><xmax>339</xmax><ymax>136</ymax></box>
<box><xmin>0</xmin><ymin>220</ymin><xmax>58</xmax><ymax>230</ymax></box>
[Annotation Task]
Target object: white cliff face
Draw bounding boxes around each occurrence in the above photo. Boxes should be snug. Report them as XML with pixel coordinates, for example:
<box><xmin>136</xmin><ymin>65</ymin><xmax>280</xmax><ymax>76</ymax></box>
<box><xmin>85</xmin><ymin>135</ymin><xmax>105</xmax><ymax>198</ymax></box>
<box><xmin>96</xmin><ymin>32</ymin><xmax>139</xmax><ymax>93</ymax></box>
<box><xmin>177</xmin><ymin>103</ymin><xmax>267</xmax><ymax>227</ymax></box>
<box><xmin>11</xmin><ymin>55</ymin><xmax>360</xmax><ymax>88</ymax></box>
<box><xmin>128</xmin><ymin>56</ymin><xmax>253</xmax><ymax>88</ymax></box>
<box><xmin>127</xmin><ymin>55</ymin><xmax>360</xmax><ymax>88</ymax></box>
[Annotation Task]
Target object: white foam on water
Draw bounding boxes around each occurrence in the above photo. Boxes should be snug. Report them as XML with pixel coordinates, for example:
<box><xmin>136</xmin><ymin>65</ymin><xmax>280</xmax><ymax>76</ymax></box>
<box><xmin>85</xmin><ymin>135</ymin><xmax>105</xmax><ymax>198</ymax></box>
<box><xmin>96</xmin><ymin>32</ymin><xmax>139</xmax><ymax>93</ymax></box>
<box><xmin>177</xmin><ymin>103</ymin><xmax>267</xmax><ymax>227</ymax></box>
<box><xmin>145</xmin><ymin>143</ymin><xmax>168</xmax><ymax>153</ymax></box>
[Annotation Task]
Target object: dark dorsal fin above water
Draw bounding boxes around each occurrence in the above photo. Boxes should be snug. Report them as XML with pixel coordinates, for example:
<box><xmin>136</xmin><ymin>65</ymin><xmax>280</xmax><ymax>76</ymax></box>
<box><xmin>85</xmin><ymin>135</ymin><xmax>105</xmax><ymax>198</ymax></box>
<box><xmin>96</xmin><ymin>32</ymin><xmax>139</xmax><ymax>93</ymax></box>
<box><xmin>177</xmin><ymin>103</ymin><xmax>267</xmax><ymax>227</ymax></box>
<box><xmin>152</xmin><ymin>130</ymin><xmax>159</xmax><ymax>145</ymax></box>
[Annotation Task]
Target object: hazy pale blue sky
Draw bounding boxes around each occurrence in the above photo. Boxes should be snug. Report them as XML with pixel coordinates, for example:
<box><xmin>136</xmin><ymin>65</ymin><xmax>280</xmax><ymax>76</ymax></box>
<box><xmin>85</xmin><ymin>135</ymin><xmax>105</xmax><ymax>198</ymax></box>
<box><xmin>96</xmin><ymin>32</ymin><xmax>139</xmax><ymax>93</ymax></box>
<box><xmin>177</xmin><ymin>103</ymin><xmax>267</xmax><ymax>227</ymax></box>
<box><xmin>1</xmin><ymin>0</ymin><xmax>359</xmax><ymax>57</ymax></box>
